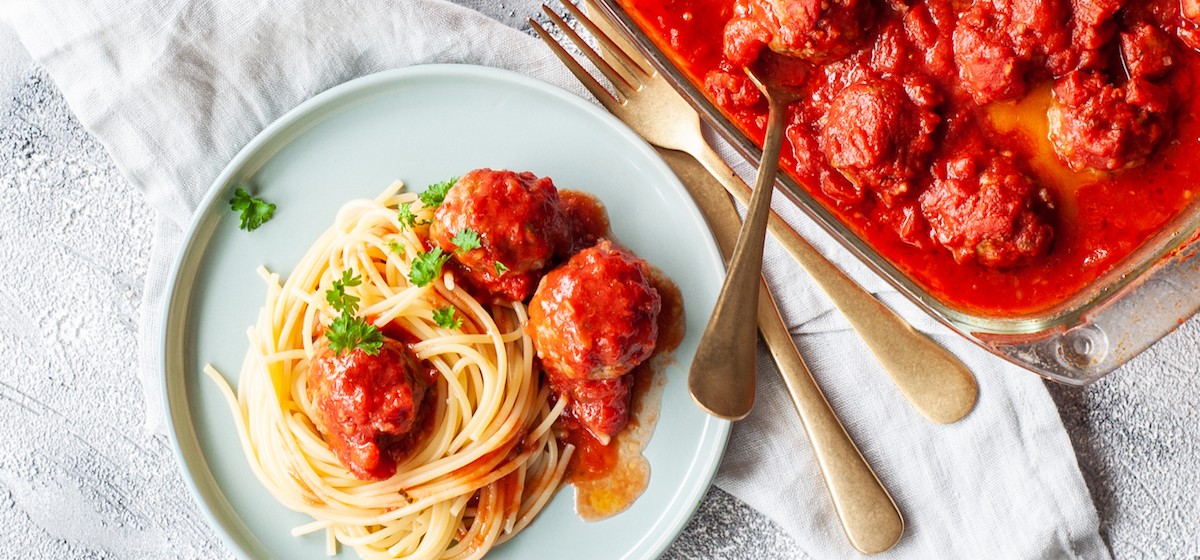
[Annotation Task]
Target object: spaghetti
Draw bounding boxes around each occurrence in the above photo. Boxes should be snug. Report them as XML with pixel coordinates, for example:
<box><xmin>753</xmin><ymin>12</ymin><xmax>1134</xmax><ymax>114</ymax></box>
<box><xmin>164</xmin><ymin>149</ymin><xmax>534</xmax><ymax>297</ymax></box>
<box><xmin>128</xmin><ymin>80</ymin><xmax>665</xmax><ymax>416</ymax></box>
<box><xmin>205</xmin><ymin>181</ymin><xmax>572</xmax><ymax>559</ymax></box>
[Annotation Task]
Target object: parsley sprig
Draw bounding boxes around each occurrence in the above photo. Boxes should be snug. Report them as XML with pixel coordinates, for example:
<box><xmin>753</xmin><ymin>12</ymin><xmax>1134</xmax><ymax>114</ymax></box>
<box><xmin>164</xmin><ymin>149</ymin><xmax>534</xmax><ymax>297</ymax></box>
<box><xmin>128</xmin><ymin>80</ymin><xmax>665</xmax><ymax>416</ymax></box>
<box><xmin>418</xmin><ymin>177</ymin><xmax>458</xmax><ymax>208</ymax></box>
<box><xmin>388</xmin><ymin>241</ymin><xmax>406</xmax><ymax>257</ymax></box>
<box><xmin>325</xmin><ymin>270</ymin><xmax>361</xmax><ymax>313</ymax></box>
<box><xmin>229</xmin><ymin>187</ymin><xmax>276</xmax><ymax>231</ymax></box>
<box><xmin>324</xmin><ymin>270</ymin><xmax>383</xmax><ymax>356</ymax></box>
<box><xmin>398</xmin><ymin>177</ymin><xmax>457</xmax><ymax>231</ymax></box>
<box><xmin>397</xmin><ymin>202</ymin><xmax>419</xmax><ymax>230</ymax></box>
<box><xmin>451</xmin><ymin>228</ymin><xmax>481</xmax><ymax>254</ymax></box>
<box><xmin>432</xmin><ymin>305</ymin><xmax>463</xmax><ymax>330</ymax></box>
<box><xmin>409</xmin><ymin>247</ymin><xmax>451</xmax><ymax>288</ymax></box>
<box><xmin>327</xmin><ymin>314</ymin><xmax>383</xmax><ymax>356</ymax></box>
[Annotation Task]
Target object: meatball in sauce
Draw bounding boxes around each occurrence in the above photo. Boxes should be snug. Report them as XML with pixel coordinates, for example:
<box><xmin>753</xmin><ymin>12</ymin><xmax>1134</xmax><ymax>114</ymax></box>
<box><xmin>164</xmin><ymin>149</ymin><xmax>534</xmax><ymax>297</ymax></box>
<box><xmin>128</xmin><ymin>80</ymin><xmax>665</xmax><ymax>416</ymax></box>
<box><xmin>819</xmin><ymin>77</ymin><xmax>940</xmax><ymax>206</ymax></box>
<box><xmin>528</xmin><ymin>240</ymin><xmax>662</xmax><ymax>443</ymax></box>
<box><xmin>952</xmin><ymin>0</ymin><xmax>1073</xmax><ymax>105</ymax></box>
<box><xmin>1048</xmin><ymin>71</ymin><xmax>1173</xmax><ymax>172</ymax></box>
<box><xmin>429</xmin><ymin>169</ymin><xmax>569</xmax><ymax>302</ymax></box>
<box><xmin>307</xmin><ymin>337</ymin><xmax>435</xmax><ymax>480</ymax></box>
<box><xmin>723</xmin><ymin>0</ymin><xmax>875</xmax><ymax>65</ymax></box>
<box><xmin>921</xmin><ymin>153</ymin><xmax>1055</xmax><ymax>268</ymax></box>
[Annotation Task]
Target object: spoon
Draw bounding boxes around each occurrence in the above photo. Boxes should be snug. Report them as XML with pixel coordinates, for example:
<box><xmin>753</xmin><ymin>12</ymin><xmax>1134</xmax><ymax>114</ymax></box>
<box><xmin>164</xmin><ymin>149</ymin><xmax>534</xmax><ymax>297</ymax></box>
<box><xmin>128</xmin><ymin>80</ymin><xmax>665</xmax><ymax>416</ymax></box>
<box><xmin>689</xmin><ymin>55</ymin><xmax>807</xmax><ymax>420</ymax></box>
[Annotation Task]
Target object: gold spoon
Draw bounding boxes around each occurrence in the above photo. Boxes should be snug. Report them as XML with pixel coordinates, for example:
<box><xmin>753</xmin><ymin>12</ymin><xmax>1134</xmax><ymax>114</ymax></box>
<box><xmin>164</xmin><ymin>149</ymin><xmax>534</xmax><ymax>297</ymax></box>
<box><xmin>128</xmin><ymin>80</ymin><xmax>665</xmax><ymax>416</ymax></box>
<box><xmin>688</xmin><ymin>55</ymin><xmax>807</xmax><ymax>420</ymax></box>
<box><xmin>661</xmin><ymin>147</ymin><xmax>904</xmax><ymax>554</ymax></box>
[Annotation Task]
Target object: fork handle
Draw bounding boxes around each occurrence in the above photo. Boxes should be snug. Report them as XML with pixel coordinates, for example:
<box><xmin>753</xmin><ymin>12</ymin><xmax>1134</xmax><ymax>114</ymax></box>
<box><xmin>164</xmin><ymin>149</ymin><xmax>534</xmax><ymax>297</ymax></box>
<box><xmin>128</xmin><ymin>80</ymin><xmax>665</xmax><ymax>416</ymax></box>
<box><xmin>686</xmin><ymin>140</ymin><xmax>978</xmax><ymax>424</ymax></box>
<box><xmin>660</xmin><ymin>147</ymin><xmax>904</xmax><ymax>554</ymax></box>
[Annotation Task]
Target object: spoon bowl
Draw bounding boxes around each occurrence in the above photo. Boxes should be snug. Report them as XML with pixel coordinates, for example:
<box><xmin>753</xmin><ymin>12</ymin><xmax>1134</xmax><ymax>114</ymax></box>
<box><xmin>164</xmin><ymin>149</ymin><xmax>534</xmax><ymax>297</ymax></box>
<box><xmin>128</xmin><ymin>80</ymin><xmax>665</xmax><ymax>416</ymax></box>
<box><xmin>687</xmin><ymin>55</ymin><xmax>807</xmax><ymax>420</ymax></box>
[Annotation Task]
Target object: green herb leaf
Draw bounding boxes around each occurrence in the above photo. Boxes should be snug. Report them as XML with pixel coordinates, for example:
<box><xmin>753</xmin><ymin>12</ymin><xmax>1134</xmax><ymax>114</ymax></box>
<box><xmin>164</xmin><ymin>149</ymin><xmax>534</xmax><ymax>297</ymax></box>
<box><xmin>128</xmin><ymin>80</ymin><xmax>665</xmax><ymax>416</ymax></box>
<box><xmin>397</xmin><ymin>202</ymin><xmax>417</xmax><ymax>230</ymax></box>
<box><xmin>229</xmin><ymin>187</ymin><xmax>276</xmax><ymax>231</ymax></box>
<box><xmin>323</xmin><ymin>271</ymin><xmax>382</xmax><ymax>356</ymax></box>
<box><xmin>326</xmin><ymin>269</ymin><xmax>362</xmax><ymax>315</ymax></box>
<box><xmin>418</xmin><ymin>177</ymin><xmax>458</xmax><ymax>208</ymax></box>
<box><xmin>494</xmin><ymin>261</ymin><xmax>509</xmax><ymax>275</ymax></box>
<box><xmin>451</xmin><ymin>228</ymin><xmax>481</xmax><ymax>254</ymax></box>
<box><xmin>389</xmin><ymin>241</ymin><xmax>407</xmax><ymax>257</ymax></box>
<box><xmin>326</xmin><ymin>314</ymin><xmax>383</xmax><ymax>356</ymax></box>
<box><xmin>409</xmin><ymin>247</ymin><xmax>450</xmax><ymax>287</ymax></box>
<box><xmin>432</xmin><ymin>305</ymin><xmax>463</xmax><ymax>330</ymax></box>
<box><xmin>339</xmin><ymin>269</ymin><xmax>362</xmax><ymax>288</ymax></box>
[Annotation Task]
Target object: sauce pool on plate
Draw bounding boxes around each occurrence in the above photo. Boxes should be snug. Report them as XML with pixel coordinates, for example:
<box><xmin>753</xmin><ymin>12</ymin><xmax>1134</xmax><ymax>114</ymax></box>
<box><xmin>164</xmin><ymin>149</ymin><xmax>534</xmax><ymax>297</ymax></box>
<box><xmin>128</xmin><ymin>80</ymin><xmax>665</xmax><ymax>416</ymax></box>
<box><xmin>558</xmin><ymin>271</ymin><xmax>684</xmax><ymax>520</ymax></box>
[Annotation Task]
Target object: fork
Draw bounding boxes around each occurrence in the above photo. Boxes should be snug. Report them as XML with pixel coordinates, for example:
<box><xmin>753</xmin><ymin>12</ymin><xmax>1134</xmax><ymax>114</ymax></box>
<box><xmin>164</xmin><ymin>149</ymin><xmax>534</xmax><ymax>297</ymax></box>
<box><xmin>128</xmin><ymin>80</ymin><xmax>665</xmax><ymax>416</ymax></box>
<box><xmin>531</xmin><ymin>0</ymin><xmax>978</xmax><ymax>426</ymax></box>
<box><xmin>531</xmin><ymin>2</ymin><xmax>905</xmax><ymax>554</ymax></box>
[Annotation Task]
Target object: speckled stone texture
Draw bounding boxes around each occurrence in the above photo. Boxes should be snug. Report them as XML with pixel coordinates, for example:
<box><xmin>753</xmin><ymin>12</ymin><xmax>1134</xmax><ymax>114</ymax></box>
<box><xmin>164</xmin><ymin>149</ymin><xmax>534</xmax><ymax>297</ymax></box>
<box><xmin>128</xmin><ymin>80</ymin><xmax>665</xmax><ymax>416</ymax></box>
<box><xmin>0</xmin><ymin>66</ymin><xmax>225</xmax><ymax>559</ymax></box>
<box><xmin>1047</xmin><ymin>325</ymin><xmax>1200</xmax><ymax>559</ymax></box>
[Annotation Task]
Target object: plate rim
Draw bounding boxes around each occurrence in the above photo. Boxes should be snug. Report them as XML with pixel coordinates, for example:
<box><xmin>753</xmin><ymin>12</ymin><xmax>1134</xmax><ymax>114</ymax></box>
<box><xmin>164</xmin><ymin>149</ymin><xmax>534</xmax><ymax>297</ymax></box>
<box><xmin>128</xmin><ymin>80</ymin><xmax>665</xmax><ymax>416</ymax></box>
<box><xmin>159</xmin><ymin>63</ymin><xmax>732</xmax><ymax>560</ymax></box>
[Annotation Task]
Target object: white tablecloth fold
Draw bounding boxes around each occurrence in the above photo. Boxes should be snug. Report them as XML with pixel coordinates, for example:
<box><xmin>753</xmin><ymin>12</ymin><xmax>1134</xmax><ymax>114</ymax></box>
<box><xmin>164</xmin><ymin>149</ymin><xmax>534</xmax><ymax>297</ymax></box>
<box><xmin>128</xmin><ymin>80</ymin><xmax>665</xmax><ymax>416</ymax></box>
<box><xmin>5</xmin><ymin>0</ymin><xmax>1109</xmax><ymax>557</ymax></box>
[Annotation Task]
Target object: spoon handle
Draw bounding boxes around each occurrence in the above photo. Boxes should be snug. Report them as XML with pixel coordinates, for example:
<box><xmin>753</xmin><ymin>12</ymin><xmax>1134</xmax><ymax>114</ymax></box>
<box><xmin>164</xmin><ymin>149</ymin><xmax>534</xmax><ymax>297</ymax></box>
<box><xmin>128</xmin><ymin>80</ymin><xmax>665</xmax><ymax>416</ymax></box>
<box><xmin>659</xmin><ymin>147</ymin><xmax>904</xmax><ymax>554</ymax></box>
<box><xmin>687</xmin><ymin>94</ymin><xmax>789</xmax><ymax>420</ymax></box>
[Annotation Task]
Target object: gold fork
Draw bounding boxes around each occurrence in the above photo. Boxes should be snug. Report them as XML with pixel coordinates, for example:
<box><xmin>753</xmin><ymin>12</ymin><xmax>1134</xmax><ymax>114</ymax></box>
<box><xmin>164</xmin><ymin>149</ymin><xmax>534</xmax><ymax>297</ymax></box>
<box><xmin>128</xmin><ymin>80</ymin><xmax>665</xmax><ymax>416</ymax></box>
<box><xmin>532</xmin><ymin>2</ymin><xmax>905</xmax><ymax>554</ymax></box>
<box><xmin>532</xmin><ymin>0</ymin><xmax>978</xmax><ymax>426</ymax></box>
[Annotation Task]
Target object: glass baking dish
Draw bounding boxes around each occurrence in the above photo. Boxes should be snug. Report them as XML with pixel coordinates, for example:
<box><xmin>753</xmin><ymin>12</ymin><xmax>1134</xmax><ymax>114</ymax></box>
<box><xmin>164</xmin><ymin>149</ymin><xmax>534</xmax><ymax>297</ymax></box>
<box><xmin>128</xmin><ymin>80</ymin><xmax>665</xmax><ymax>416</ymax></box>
<box><xmin>592</xmin><ymin>0</ymin><xmax>1200</xmax><ymax>385</ymax></box>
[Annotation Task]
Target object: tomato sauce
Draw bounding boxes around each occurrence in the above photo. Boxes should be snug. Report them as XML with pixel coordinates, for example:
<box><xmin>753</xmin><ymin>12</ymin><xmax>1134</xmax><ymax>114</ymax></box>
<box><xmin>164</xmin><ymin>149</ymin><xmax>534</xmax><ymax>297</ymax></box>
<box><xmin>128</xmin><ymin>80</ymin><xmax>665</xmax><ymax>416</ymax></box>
<box><xmin>556</xmin><ymin>270</ymin><xmax>684</xmax><ymax>520</ymax></box>
<box><xmin>308</xmin><ymin>325</ymin><xmax>439</xmax><ymax>480</ymax></box>
<box><xmin>618</xmin><ymin>0</ymin><xmax>1200</xmax><ymax>316</ymax></box>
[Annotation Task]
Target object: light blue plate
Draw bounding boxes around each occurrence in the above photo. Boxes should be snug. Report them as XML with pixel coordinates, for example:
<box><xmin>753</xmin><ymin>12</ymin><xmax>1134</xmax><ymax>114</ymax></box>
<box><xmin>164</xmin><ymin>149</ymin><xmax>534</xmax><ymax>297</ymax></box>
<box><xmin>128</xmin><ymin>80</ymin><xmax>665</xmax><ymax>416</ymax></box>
<box><xmin>161</xmin><ymin>64</ymin><xmax>729</xmax><ymax>560</ymax></box>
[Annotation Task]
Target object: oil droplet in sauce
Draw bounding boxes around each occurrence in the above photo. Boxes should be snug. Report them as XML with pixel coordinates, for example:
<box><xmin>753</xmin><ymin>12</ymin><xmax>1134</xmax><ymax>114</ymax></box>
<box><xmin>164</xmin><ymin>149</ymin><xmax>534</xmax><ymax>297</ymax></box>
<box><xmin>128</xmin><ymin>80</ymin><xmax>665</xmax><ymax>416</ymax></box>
<box><xmin>985</xmin><ymin>83</ymin><xmax>1107</xmax><ymax>219</ymax></box>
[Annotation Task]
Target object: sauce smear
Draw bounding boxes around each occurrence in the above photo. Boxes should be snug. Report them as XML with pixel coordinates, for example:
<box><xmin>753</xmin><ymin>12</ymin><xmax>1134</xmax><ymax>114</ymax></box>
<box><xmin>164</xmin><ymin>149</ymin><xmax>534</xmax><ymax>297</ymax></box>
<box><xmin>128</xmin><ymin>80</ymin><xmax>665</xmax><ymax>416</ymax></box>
<box><xmin>558</xmin><ymin>271</ymin><xmax>684</xmax><ymax>520</ymax></box>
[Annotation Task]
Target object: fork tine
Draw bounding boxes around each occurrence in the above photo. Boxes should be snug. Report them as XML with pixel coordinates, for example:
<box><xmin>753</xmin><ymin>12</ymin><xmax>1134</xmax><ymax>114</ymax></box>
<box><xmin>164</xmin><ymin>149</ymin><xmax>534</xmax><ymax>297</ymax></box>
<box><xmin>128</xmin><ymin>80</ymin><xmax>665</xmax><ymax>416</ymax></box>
<box><xmin>578</xmin><ymin>0</ymin><xmax>657</xmax><ymax>77</ymax></box>
<box><xmin>529</xmin><ymin>17</ymin><xmax>624</xmax><ymax>113</ymax></box>
<box><xmin>538</xmin><ymin>4</ymin><xmax>639</xmax><ymax>101</ymax></box>
<box><xmin>568</xmin><ymin>0</ymin><xmax>656</xmax><ymax>78</ymax></box>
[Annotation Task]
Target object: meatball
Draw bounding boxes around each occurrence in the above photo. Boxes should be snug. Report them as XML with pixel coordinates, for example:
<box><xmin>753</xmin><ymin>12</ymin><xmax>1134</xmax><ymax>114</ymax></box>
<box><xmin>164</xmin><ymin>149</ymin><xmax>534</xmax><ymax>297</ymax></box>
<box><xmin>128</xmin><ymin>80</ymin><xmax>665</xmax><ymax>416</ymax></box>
<box><xmin>307</xmin><ymin>339</ymin><xmax>430</xmax><ymax>480</ymax></box>
<box><xmin>429</xmin><ymin>169</ymin><xmax>569</xmax><ymax>302</ymax></box>
<box><xmin>1071</xmin><ymin>0</ymin><xmax>1125</xmax><ymax>71</ymax></box>
<box><xmin>722</xmin><ymin>0</ymin><xmax>874</xmax><ymax>66</ymax></box>
<box><xmin>1120</xmin><ymin>22</ymin><xmax>1175</xmax><ymax>80</ymax></box>
<box><xmin>529</xmin><ymin>240</ymin><xmax>661</xmax><ymax>382</ymax></box>
<box><xmin>528</xmin><ymin>240</ymin><xmax>661</xmax><ymax>442</ymax></box>
<box><xmin>920</xmin><ymin>154</ymin><xmax>1055</xmax><ymax>268</ymax></box>
<box><xmin>1047</xmin><ymin>71</ymin><xmax>1172</xmax><ymax>171</ymax></box>
<box><xmin>704</xmin><ymin>67</ymin><xmax>764</xmax><ymax>111</ymax></box>
<box><xmin>952</xmin><ymin>0</ymin><xmax>1071</xmax><ymax>105</ymax></box>
<box><xmin>818</xmin><ymin>77</ymin><xmax>940</xmax><ymax>206</ymax></box>
<box><xmin>952</xmin><ymin>10</ymin><xmax>1029</xmax><ymax>104</ymax></box>
<box><xmin>562</xmin><ymin>376</ymin><xmax>635</xmax><ymax>445</ymax></box>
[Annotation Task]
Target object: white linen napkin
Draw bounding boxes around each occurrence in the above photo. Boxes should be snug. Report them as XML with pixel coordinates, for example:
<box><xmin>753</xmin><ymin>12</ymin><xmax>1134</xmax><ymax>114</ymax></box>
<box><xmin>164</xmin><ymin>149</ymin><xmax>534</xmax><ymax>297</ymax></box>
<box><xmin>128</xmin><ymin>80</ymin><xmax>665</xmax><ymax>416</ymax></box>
<box><xmin>4</xmin><ymin>0</ymin><xmax>1109</xmax><ymax>557</ymax></box>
